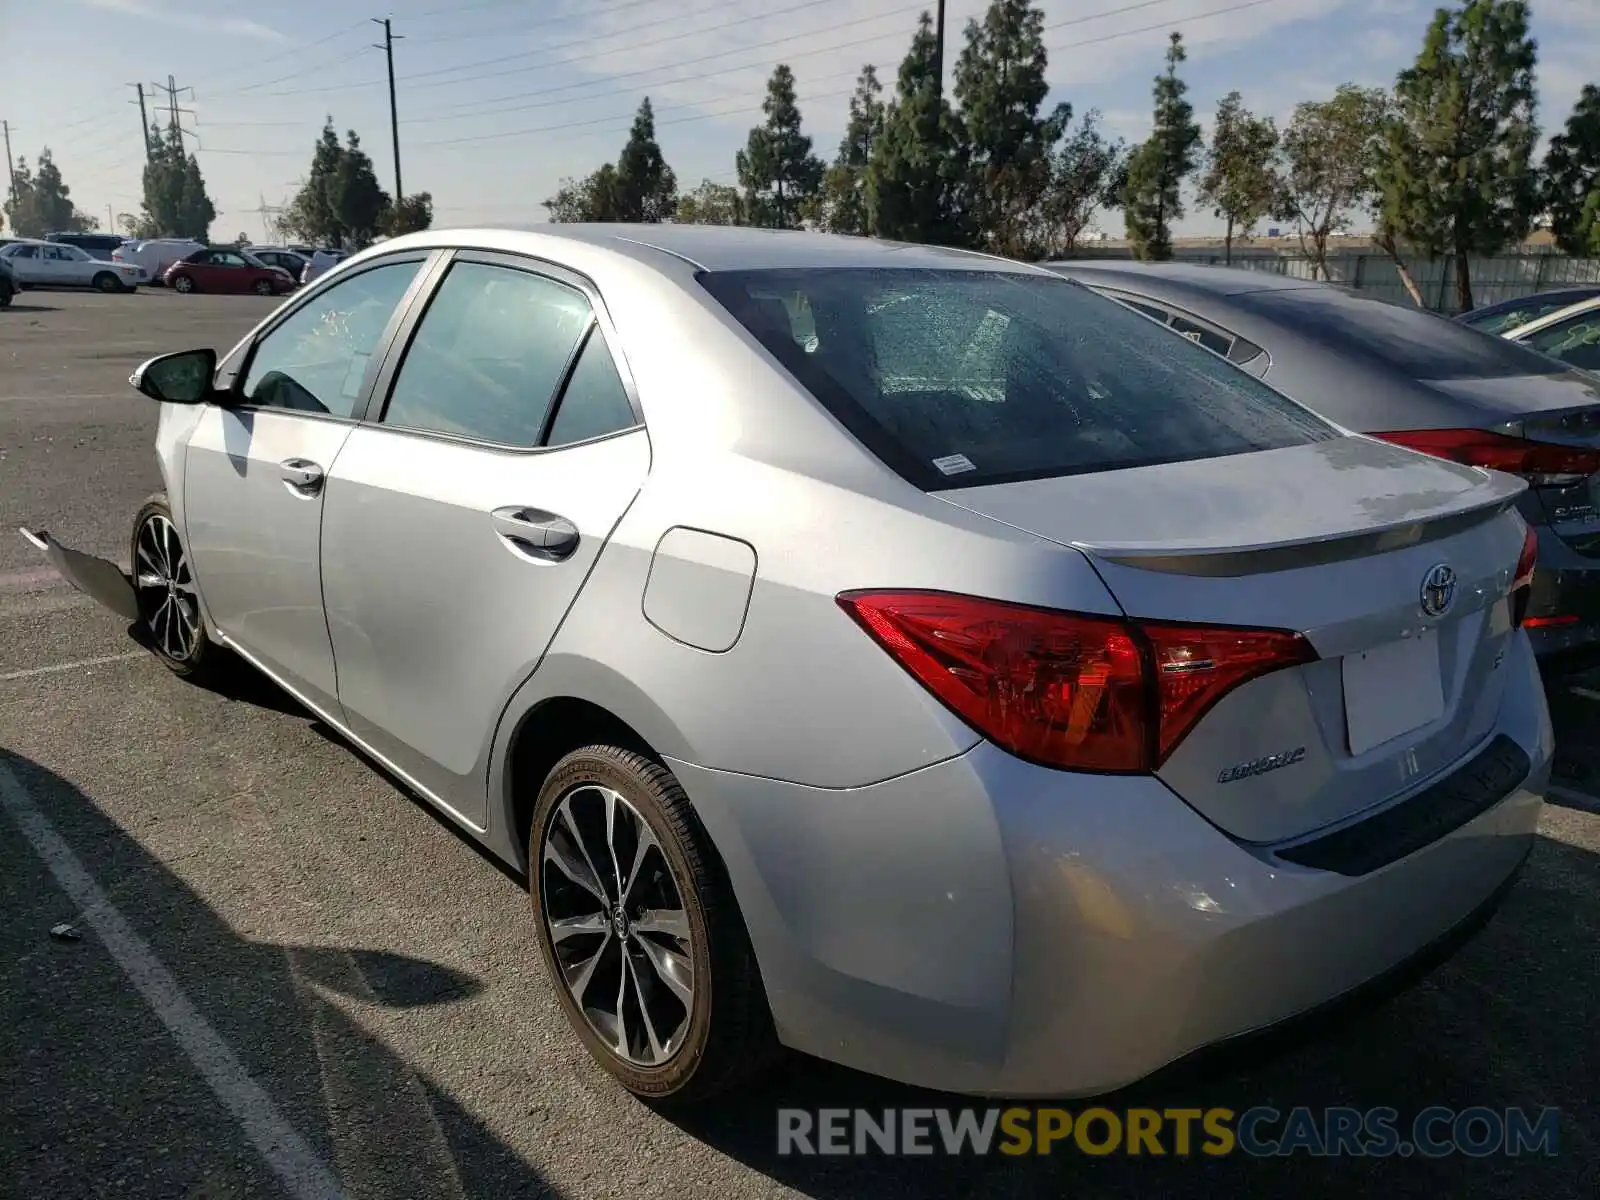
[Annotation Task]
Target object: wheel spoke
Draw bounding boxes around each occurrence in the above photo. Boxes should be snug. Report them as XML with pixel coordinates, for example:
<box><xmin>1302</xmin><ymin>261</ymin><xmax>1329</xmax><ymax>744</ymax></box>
<box><xmin>627</xmin><ymin>950</ymin><xmax>669</xmax><ymax>1060</ymax></box>
<box><xmin>613</xmin><ymin>949</ymin><xmax>632</xmax><ymax>1056</ymax></box>
<box><xmin>632</xmin><ymin>907</ymin><xmax>689</xmax><ymax>940</ymax></box>
<box><xmin>561</xmin><ymin>794</ymin><xmax>616</xmax><ymax>903</ymax></box>
<box><xmin>543</xmin><ymin>805</ymin><xmax>609</xmax><ymax>904</ymax></box>
<box><xmin>620</xmin><ymin>822</ymin><xmax>662</xmax><ymax>908</ymax></box>
<box><xmin>563</xmin><ymin>932</ymin><xmax>612</xmax><ymax>1003</ymax></box>
<box><xmin>548</xmin><ymin>911</ymin><xmax>609</xmax><ymax>943</ymax></box>
<box><xmin>604</xmin><ymin>789</ymin><xmax>627</xmax><ymax>907</ymax></box>
<box><xmin>632</xmin><ymin>933</ymin><xmax>693</xmax><ymax>1008</ymax></box>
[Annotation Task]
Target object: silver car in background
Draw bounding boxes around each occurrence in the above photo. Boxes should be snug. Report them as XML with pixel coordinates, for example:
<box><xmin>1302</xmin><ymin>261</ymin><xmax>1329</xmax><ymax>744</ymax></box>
<box><xmin>24</xmin><ymin>226</ymin><xmax>1550</xmax><ymax>1103</ymax></box>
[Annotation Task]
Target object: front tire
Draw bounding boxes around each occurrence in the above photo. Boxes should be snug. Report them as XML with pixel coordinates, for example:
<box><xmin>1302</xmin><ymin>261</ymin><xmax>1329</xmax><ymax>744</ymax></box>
<box><xmin>529</xmin><ymin>745</ymin><xmax>776</xmax><ymax>1104</ymax></box>
<box><xmin>130</xmin><ymin>495</ymin><xmax>227</xmax><ymax>683</ymax></box>
<box><xmin>171</xmin><ymin>274</ymin><xmax>195</xmax><ymax>294</ymax></box>
<box><xmin>252</xmin><ymin>279</ymin><xmax>274</xmax><ymax>296</ymax></box>
<box><xmin>93</xmin><ymin>271</ymin><xmax>121</xmax><ymax>293</ymax></box>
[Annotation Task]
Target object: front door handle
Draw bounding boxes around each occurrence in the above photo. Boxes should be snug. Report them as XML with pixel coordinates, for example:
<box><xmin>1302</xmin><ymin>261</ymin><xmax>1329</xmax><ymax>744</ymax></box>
<box><xmin>490</xmin><ymin>506</ymin><xmax>580</xmax><ymax>562</ymax></box>
<box><xmin>279</xmin><ymin>458</ymin><xmax>324</xmax><ymax>495</ymax></box>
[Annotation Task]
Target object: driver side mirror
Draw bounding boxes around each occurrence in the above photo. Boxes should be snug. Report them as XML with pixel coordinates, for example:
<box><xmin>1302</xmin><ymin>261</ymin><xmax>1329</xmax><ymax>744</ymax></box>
<box><xmin>130</xmin><ymin>348</ymin><xmax>218</xmax><ymax>405</ymax></box>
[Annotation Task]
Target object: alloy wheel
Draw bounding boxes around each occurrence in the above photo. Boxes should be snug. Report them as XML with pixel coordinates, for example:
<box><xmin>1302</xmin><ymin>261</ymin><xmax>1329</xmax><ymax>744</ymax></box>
<box><xmin>539</xmin><ymin>784</ymin><xmax>695</xmax><ymax>1067</ymax></box>
<box><xmin>133</xmin><ymin>513</ymin><xmax>200</xmax><ymax>661</ymax></box>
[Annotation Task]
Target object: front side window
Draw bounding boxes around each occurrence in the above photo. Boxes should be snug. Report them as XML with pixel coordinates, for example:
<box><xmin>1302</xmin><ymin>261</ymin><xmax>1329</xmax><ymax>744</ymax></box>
<box><xmin>381</xmin><ymin>261</ymin><xmax>593</xmax><ymax>446</ymax></box>
<box><xmin>1523</xmin><ymin>312</ymin><xmax>1600</xmax><ymax>372</ymax></box>
<box><xmin>240</xmin><ymin>259</ymin><xmax>422</xmax><ymax>417</ymax></box>
<box><xmin>701</xmin><ymin>268</ymin><xmax>1336</xmax><ymax>489</ymax></box>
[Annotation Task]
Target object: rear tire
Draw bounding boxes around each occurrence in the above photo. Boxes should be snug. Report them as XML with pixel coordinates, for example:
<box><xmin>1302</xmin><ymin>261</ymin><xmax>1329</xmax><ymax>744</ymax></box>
<box><xmin>171</xmin><ymin>275</ymin><xmax>195</xmax><ymax>294</ymax></box>
<box><xmin>130</xmin><ymin>494</ymin><xmax>229</xmax><ymax>684</ymax></box>
<box><xmin>528</xmin><ymin>745</ymin><xmax>777</xmax><ymax>1104</ymax></box>
<box><xmin>0</xmin><ymin>284</ymin><xmax>11</xmax><ymax>308</ymax></box>
<box><xmin>93</xmin><ymin>271</ymin><xmax>121</xmax><ymax>293</ymax></box>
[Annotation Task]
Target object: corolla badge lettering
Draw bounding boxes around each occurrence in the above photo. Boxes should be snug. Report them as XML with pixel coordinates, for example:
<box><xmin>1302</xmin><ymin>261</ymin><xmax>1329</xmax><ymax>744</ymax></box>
<box><xmin>1420</xmin><ymin>563</ymin><xmax>1457</xmax><ymax>618</ymax></box>
<box><xmin>1217</xmin><ymin>747</ymin><xmax>1307</xmax><ymax>784</ymax></box>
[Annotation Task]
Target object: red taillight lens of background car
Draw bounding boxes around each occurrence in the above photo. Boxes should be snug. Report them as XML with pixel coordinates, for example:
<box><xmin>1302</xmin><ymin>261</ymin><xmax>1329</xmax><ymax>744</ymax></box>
<box><xmin>1510</xmin><ymin>524</ymin><xmax>1538</xmax><ymax>628</ymax></box>
<box><xmin>836</xmin><ymin>590</ymin><xmax>1315</xmax><ymax>773</ymax></box>
<box><xmin>1372</xmin><ymin>428</ymin><xmax>1600</xmax><ymax>481</ymax></box>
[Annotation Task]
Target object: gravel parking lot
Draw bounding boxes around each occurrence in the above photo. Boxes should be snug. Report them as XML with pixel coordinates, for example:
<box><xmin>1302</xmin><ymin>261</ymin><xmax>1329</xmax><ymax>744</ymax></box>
<box><xmin>1</xmin><ymin>289</ymin><xmax>1596</xmax><ymax>1199</ymax></box>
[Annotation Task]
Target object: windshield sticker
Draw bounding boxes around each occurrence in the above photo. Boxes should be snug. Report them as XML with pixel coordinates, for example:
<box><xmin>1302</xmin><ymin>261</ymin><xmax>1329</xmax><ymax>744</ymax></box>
<box><xmin>932</xmin><ymin>454</ymin><xmax>977</xmax><ymax>476</ymax></box>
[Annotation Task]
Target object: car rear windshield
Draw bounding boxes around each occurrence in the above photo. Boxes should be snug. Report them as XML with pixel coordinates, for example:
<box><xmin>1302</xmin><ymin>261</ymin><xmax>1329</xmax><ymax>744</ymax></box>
<box><xmin>698</xmin><ymin>268</ymin><xmax>1337</xmax><ymax>489</ymax></box>
<box><xmin>1235</xmin><ymin>286</ymin><xmax>1568</xmax><ymax>380</ymax></box>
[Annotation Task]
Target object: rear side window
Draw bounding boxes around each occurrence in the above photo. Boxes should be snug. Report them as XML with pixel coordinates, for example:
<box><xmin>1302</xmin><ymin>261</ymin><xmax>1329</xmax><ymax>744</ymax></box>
<box><xmin>1237</xmin><ymin>286</ymin><xmax>1566</xmax><ymax>380</ymax></box>
<box><xmin>1522</xmin><ymin>311</ymin><xmax>1600</xmax><ymax>372</ymax></box>
<box><xmin>1463</xmin><ymin>298</ymin><xmax>1582</xmax><ymax>335</ymax></box>
<box><xmin>382</xmin><ymin>261</ymin><xmax>593</xmax><ymax>446</ymax></box>
<box><xmin>544</xmin><ymin>330</ymin><xmax>637</xmax><ymax>447</ymax></box>
<box><xmin>700</xmin><ymin>268</ymin><xmax>1336</xmax><ymax>489</ymax></box>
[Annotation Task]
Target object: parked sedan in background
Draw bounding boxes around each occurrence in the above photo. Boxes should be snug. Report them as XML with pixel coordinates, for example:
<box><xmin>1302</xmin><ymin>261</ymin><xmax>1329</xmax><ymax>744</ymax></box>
<box><xmin>244</xmin><ymin>245</ymin><xmax>309</xmax><ymax>281</ymax></box>
<box><xmin>0</xmin><ymin>239</ymin><xmax>143</xmax><ymax>291</ymax></box>
<box><xmin>24</xmin><ymin>226</ymin><xmax>1549</xmax><ymax>1104</ymax></box>
<box><xmin>163</xmin><ymin>247</ymin><xmax>297</xmax><ymax>295</ymax></box>
<box><xmin>1504</xmin><ymin>294</ymin><xmax>1600</xmax><ymax>374</ymax></box>
<box><xmin>1046</xmin><ymin>261</ymin><xmax>1600</xmax><ymax>660</ymax></box>
<box><xmin>1455</xmin><ymin>285</ymin><xmax>1600</xmax><ymax>336</ymax></box>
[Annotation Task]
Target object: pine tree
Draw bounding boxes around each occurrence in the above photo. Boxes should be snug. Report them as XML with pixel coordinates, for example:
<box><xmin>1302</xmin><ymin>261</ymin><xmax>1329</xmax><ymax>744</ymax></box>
<box><xmin>5</xmin><ymin>149</ymin><xmax>92</xmax><ymax>236</ymax></box>
<box><xmin>866</xmin><ymin>12</ymin><xmax>963</xmax><ymax>244</ymax></box>
<box><xmin>1376</xmin><ymin>0</ymin><xmax>1540</xmax><ymax>312</ymax></box>
<box><xmin>1122</xmin><ymin>32</ymin><xmax>1201</xmax><ymax>261</ymax></box>
<box><xmin>381</xmin><ymin>192</ymin><xmax>435</xmax><ymax>236</ymax></box>
<box><xmin>736</xmin><ymin>64</ymin><xmax>824</xmax><ymax>229</ymax></box>
<box><xmin>1196</xmin><ymin>92</ymin><xmax>1277</xmax><ymax>264</ymax></box>
<box><xmin>615</xmin><ymin>99</ymin><xmax>678</xmax><ymax>222</ymax></box>
<box><xmin>810</xmin><ymin>65</ymin><xmax>885</xmax><ymax>235</ymax></box>
<box><xmin>952</xmin><ymin>0</ymin><xmax>1067</xmax><ymax>256</ymax></box>
<box><xmin>1543</xmin><ymin>84</ymin><xmax>1600</xmax><ymax>256</ymax></box>
<box><xmin>332</xmin><ymin>131</ymin><xmax>390</xmax><ymax>245</ymax></box>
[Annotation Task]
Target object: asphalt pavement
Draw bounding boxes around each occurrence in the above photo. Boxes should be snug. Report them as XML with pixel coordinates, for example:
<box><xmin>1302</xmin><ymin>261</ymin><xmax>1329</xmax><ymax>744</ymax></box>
<box><xmin>0</xmin><ymin>289</ymin><xmax>1596</xmax><ymax>1199</ymax></box>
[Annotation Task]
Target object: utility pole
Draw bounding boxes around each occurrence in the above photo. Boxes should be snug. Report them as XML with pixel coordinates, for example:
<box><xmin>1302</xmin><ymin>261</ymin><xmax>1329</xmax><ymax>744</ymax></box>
<box><xmin>934</xmin><ymin>0</ymin><xmax>946</xmax><ymax>101</ymax></box>
<box><xmin>373</xmin><ymin>18</ymin><xmax>404</xmax><ymax>203</ymax></box>
<box><xmin>130</xmin><ymin>83</ymin><xmax>153</xmax><ymax>160</ymax></box>
<box><xmin>147</xmin><ymin>76</ymin><xmax>198</xmax><ymax>146</ymax></box>
<box><xmin>2</xmin><ymin>120</ymin><xmax>16</xmax><ymax>209</ymax></box>
<box><xmin>107</xmin><ymin>204</ymin><xmax>115</xmax><ymax>232</ymax></box>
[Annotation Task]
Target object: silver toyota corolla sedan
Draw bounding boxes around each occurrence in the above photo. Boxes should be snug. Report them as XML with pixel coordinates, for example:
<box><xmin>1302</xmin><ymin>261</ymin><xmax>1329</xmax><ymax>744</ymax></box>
<box><xmin>22</xmin><ymin>225</ymin><xmax>1551</xmax><ymax>1103</ymax></box>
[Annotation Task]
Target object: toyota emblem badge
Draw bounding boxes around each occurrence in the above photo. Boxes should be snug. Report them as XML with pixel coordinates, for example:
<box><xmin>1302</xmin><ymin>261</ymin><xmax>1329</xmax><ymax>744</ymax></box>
<box><xmin>1420</xmin><ymin>563</ymin><xmax>1457</xmax><ymax>618</ymax></box>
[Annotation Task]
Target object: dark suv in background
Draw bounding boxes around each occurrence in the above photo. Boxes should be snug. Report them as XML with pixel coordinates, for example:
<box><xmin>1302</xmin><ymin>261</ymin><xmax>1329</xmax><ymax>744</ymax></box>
<box><xmin>46</xmin><ymin>232</ymin><xmax>127</xmax><ymax>260</ymax></box>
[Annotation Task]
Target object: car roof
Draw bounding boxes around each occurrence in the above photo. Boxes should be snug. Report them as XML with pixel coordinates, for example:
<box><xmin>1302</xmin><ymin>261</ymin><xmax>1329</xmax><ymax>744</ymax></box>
<box><xmin>1044</xmin><ymin>259</ymin><xmax>1323</xmax><ymax>296</ymax></box>
<box><xmin>1506</xmin><ymin>294</ymin><xmax>1600</xmax><ymax>340</ymax></box>
<box><xmin>381</xmin><ymin>223</ymin><xmax>1051</xmax><ymax>276</ymax></box>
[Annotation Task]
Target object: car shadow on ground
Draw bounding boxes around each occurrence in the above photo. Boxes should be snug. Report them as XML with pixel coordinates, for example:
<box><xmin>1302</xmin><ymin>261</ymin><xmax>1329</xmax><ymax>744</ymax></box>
<box><xmin>3</xmin><ymin>303</ymin><xmax>60</xmax><ymax>313</ymax></box>
<box><xmin>0</xmin><ymin>749</ymin><xmax>560</xmax><ymax>1199</ymax></box>
<box><xmin>657</xmin><ymin>832</ymin><xmax>1596</xmax><ymax>1199</ymax></box>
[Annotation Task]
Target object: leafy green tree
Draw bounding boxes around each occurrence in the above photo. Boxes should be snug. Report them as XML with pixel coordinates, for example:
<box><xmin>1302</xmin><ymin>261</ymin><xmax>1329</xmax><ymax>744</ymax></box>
<box><xmin>1122</xmin><ymin>32</ymin><xmax>1201</xmax><ymax>261</ymax></box>
<box><xmin>808</xmin><ymin>65</ymin><xmax>886</xmax><ymax>235</ymax></box>
<box><xmin>136</xmin><ymin>123</ymin><xmax>216</xmax><ymax>240</ymax></box>
<box><xmin>1376</xmin><ymin>0</ymin><xmax>1539</xmax><ymax>312</ymax></box>
<box><xmin>867</xmin><ymin>11</ymin><xmax>963</xmax><ymax>244</ymax></box>
<box><xmin>615</xmin><ymin>98</ymin><xmax>678</xmax><ymax>222</ymax></box>
<box><xmin>544</xmin><ymin>164</ymin><xmax>624</xmax><ymax>222</ymax></box>
<box><xmin>283</xmin><ymin>121</ymin><xmax>392</xmax><ymax>247</ymax></box>
<box><xmin>4</xmin><ymin>149</ymin><xmax>93</xmax><ymax>236</ymax></box>
<box><xmin>381</xmin><ymin>192</ymin><xmax>434</xmax><ymax>236</ymax></box>
<box><xmin>1197</xmin><ymin>92</ymin><xmax>1277</xmax><ymax>264</ymax></box>
<box><xmin>736</xmin><ymin>64</ymin><xmax>824</xmax><ymax>229</ymax></box>
<box><xmin>1275</xmin><ymin>85</ymin><xmax>1387</xmax><ymax>280</ymax></box>
<box><xmin>1037</xmin><ymin>108</ymin><xmax>1127</xmax><ymax>256</ymax></box>
<box><xmin>674</xmin><ymin>179</ymin><xmax>744</xmax><ymax>225</ymax></box>
<box><xmin>1543</xmin><ymin>83</ymin><xmax>1600</xmax><ymax>255</ymax></box>
<box><xmin>952</xmin><ymin>0</ymin><xmax>1067</xmax><ymax>256</ymax></box>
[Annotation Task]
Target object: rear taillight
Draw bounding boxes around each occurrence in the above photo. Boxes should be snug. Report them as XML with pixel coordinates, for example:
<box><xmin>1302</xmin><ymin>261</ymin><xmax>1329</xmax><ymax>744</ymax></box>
<box><xmin>1373</xmin><ymin>428</ymin><xmax>1600</xmax><ymax>485</ymax></box>
<box><xmin>1511</xmin><ymin>524</ymin><xmax>1538</xmax><ymax>628</ymax></box>
<box><xmin>836</xmin><ymin>590</ymin><xmax>1315</xmax><ymax>773</ymax></box>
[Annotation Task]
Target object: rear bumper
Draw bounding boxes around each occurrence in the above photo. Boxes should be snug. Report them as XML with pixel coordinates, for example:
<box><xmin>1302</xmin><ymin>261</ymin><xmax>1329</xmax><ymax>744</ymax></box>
<box><xmin>671</xmin><ymin>630</ymin><xmax>1552</xmax><ymax>1097</ymax></box>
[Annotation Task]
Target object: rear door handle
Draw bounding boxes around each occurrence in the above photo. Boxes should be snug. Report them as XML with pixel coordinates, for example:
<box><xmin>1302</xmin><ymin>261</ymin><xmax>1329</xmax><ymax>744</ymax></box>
<box><xmin>490</xmin><ymin>506</ymin><xmax>580</xmax><ymax>562</ymax></box>
<box><xmin>279</xmin><ymin>458</ymin><xmax>324</xmax><ymax>495</ymax></box>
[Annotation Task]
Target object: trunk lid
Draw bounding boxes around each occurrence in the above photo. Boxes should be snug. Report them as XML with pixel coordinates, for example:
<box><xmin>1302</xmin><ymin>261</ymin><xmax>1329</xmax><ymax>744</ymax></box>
<box><xmin>935</xmin><ymin>437</ymin><xmax>1530</xmax><ymax>843</ymax></box>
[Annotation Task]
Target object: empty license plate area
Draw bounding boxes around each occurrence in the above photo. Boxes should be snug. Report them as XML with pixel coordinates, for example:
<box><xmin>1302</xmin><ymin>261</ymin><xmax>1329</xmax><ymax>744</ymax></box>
<box><xmin>1342</xmin><ymin>629</ymin><xmax>1445</xmax><ymax>756</ymax></box>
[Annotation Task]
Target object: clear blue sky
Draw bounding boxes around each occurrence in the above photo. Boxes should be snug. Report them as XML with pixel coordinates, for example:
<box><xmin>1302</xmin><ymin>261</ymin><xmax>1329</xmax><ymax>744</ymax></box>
<box><xmin>3</xmin><ymin>0</ymin><xmax>1595</xmax><ymax>242</ymax></box>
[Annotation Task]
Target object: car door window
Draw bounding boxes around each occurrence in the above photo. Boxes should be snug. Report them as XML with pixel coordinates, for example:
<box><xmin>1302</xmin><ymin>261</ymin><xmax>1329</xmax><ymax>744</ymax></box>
<box><xmin>381</xmin><ymin>261</ymin><xmax>593</xmax><ymax>446</ymax></box>
<box><xmin>8</xmin><ymin>245</ymin><xmax>37</xmax><ymax>258</ymax></box>
<box><xmin>240</xmin><ymin>259</ymin><xmax>422</xmax><ymax>418</ymax></box>
<box><xmin>213</xmin><ymin>251</ymin><xmax>247</xmax><ymax>267</ymax></box>
<box><xmin>544</xmin><ymin>329</ymin><xmax>638</xmax><ymax>446</ymax></box>
<box><xmin>1524</xmin><ymin>313</ymin><xmax>1600</xmax><ymax>372</ymax></box>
